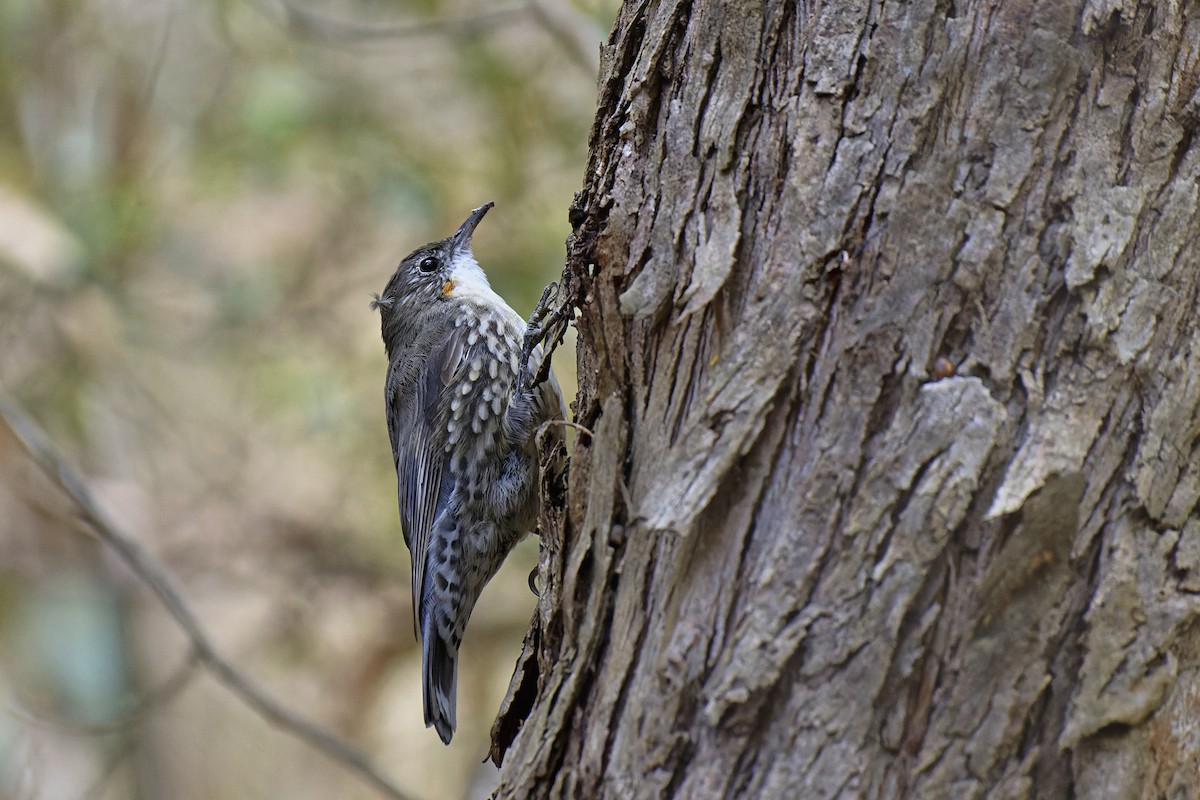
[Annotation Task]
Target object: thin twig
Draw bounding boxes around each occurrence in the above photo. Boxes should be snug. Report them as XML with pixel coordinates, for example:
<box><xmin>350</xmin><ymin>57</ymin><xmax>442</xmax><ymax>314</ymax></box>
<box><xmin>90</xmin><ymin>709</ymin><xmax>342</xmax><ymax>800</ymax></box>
<box><xmin>0</xmin><ymin>393</ymin><xmax>418</xmax><ymax>800</ymax></box>
<box><xmin>536</xmin><ymin>419</ymin><xmax>594</xmax><ymax>440</ymax></box>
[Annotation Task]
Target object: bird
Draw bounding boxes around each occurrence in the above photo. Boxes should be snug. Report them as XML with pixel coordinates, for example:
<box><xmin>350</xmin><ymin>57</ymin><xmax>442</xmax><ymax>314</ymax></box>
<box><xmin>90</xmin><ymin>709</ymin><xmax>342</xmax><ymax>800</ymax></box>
<box><xmin>372</xmin><ymin>202</ymin><xmax>565</xmax><ymax>744</ymax></box>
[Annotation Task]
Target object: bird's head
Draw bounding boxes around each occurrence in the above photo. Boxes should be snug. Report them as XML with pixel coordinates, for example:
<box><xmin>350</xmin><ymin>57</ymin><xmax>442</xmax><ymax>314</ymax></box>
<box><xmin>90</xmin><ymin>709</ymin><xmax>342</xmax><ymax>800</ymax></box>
<box><xmin>372</xmin><ymin>202</ymin><xmax>495</xmax><ymax>325</ymax></box>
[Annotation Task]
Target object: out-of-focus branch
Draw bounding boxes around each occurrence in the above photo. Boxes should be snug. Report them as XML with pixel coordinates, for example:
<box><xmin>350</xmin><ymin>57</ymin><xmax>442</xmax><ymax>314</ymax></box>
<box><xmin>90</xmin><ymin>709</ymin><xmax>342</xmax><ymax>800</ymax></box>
<box><xmin>0</xmin><ymin>393</ymin><xmax>419</xmax><ymax>800</ymax></box>
<box><xmin>263</xmin><ymin>0</ymin><xmax>601</xmax><ymax>73</ymax></box>
<box><xmin>527</xmin><ymin>0</ymin><xmax>600</xmax><ymax>73</ymax></box>
<box><xmin>276</xmin><ymin>0</ymin><xmax>529</xmax><ymax>43</ymax></box>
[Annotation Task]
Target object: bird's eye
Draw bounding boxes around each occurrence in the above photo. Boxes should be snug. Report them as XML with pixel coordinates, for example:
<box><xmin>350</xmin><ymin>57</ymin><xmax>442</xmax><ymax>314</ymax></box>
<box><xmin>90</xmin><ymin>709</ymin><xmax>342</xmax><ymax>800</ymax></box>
<box><xmin>419</xmin><ymin>256</ymin><xmax>439</xmax><ymax>273</ymax></box>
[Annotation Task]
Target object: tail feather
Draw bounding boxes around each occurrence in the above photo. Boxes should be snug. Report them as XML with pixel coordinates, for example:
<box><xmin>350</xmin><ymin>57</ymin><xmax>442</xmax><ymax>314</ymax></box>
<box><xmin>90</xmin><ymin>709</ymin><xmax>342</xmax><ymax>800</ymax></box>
<box><xmin>421</xmin><ymin>615</ymin><xmax>458</xmax><ymax>744</ymax></box>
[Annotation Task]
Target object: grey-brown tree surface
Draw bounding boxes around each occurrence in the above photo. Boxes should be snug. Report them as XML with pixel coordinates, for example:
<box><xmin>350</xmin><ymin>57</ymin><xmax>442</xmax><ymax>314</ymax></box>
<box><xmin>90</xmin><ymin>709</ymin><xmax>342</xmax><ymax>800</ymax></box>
<box><xmin>492</xmin><ymin>1</ymin><xmax>1200</xmax><ymax>798</ymax></box>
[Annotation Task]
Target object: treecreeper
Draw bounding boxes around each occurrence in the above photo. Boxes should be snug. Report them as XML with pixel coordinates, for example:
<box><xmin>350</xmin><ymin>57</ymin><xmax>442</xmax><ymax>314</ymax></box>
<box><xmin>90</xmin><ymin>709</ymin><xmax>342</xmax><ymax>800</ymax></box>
<box><xmin>372</xmin><ymin>203</ymin><xmax>566</xmax><ymax>743</ymax></box>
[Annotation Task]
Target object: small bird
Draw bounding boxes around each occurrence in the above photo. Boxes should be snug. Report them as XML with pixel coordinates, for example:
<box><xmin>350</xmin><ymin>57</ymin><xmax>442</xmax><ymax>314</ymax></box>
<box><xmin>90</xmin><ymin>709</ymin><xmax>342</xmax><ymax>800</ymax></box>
<box><xmin>372</xmin><ymin>203</ymin><xmax>565</xmax><ymax>744</ymax></box>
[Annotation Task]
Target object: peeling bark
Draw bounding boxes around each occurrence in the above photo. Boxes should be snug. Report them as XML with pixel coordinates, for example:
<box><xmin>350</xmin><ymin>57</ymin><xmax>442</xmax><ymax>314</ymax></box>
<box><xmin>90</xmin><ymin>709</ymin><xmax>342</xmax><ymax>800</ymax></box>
<box><xmin>494</xmin><ymin>0</ymin><xmax>1200</xmax><ymax>797</ymax></box>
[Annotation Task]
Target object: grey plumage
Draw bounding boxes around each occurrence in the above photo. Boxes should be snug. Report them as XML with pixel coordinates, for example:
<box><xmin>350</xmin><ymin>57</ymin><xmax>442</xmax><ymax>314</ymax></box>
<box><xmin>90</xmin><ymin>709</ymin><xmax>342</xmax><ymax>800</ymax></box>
<box><xmin>373</xmin><ymin>203</ymin><xmax>564</xmax><ymax>744</ymax></box>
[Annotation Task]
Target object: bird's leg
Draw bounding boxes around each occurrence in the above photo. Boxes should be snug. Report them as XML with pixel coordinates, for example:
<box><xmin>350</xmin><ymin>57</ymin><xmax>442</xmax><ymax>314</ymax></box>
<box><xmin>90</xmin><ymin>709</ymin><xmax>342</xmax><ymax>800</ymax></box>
<box><xmin>517</xmin><ymin>282</ymin><xmax>571</xmax><ymax>396</ymax></box>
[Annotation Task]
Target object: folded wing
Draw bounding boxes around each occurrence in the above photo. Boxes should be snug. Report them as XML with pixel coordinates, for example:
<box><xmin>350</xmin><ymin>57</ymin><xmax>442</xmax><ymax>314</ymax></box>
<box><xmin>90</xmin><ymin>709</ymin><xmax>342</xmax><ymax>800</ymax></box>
<box><xmin>387</xmin><ymin>329</ymin><xmax>466</xmax><ymax>636</ymax></box>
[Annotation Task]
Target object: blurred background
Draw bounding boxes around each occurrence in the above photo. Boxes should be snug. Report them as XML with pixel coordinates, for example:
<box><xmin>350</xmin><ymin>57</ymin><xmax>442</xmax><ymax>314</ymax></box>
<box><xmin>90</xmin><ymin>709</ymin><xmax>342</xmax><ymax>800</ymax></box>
<box><xmin>0</xmin><ymin>0</ymin><xmax>614</xmax><ymax>797</ymax></box>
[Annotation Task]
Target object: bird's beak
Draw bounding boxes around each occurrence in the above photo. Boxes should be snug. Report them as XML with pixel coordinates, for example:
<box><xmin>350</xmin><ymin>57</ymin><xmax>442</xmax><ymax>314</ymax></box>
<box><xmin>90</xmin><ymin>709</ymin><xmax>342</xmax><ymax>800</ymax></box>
<box><xmin>450</xmin><ymin>202</ymin><xmax>494</xmax><ymax>254</ymax></box>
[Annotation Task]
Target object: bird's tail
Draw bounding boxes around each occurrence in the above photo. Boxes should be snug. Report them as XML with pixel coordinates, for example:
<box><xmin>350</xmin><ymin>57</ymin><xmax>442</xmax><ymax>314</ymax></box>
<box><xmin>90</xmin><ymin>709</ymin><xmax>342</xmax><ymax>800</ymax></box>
<box><xmin>421</xmin><ymin>614</ymin><xmax>458</xmax><ymax>744</ymax></box>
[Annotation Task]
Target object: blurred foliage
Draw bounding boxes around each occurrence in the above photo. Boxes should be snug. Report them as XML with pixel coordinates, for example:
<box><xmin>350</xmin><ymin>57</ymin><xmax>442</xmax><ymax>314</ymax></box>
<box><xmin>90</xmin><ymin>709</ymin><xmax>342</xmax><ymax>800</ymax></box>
<box><xmin>0</xmin><ymin>0</ymin><xmax>615</xmax><ymax>797</ymax></box>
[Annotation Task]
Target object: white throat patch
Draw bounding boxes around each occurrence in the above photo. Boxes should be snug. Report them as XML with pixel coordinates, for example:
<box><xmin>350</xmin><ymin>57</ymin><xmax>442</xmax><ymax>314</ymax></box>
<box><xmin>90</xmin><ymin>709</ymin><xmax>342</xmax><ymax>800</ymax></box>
<box><xmin>447</xmin><ymin>251</ymin><xmax>522</xmax><ymax>325</ymax></box>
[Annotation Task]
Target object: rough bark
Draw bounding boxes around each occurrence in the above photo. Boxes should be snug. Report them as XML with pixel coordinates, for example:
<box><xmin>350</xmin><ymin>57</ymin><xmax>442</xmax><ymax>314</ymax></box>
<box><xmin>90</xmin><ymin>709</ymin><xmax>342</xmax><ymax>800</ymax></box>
<box><xmin>494</xmin><ymin>0</ymin><xmax>1200</xmax><ymax>797</ymax></box>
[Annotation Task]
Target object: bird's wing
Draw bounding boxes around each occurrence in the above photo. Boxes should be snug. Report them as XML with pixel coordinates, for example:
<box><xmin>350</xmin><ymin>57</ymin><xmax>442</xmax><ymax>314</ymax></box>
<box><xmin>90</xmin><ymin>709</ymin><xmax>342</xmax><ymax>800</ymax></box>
<box><xmin>387</xmin><ymin>328</ymin><xmax>467</xmax><ymax>637</ymax></box>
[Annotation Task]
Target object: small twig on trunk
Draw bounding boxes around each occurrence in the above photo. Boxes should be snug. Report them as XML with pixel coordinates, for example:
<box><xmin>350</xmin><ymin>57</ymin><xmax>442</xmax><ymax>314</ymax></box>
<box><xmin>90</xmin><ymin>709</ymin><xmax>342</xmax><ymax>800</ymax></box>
<box><xmin>536</xmin><ymin>418</ymin><xmax>594</xmax><ymax>441</ymax></box>
<box><xmin>0</xmin><ymin>392</ymin><xmax>418</xmax><ymax>800</ymax></box>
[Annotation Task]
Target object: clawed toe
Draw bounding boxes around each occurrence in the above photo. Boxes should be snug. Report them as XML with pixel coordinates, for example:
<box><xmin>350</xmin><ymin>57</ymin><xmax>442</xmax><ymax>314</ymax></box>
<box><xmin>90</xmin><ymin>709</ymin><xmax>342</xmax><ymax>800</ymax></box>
<box><xmin>517</xmin><ymin>282</ymin><xmax>571</xmax><ymax>395</ymax></box>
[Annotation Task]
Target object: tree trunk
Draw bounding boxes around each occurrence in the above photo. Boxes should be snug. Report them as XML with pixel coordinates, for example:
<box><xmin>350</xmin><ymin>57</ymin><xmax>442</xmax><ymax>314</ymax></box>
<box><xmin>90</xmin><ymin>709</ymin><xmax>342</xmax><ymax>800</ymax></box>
<box><xmin>494</xmin><ymin>0</ymin><xmax>1200</xmax><ymax>797</ymax></box>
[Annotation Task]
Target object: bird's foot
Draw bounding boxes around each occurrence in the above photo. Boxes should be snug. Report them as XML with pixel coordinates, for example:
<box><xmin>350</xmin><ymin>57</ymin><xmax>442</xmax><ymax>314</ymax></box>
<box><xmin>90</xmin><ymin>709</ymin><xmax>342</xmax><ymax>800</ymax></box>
<box><xmin>517</xmin><ymin>282</ymin><xmax>571</xmax><ymax>396</ymax></box>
